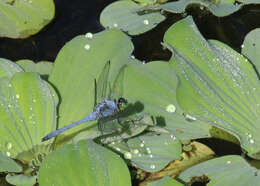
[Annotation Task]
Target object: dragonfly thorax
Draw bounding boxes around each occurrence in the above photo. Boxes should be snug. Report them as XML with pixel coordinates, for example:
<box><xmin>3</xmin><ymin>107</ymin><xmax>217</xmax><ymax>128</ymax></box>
<box><xmin>95</xmin><ymin>100</ymin><xmax>118</xmax><ymax>118</ymax></box>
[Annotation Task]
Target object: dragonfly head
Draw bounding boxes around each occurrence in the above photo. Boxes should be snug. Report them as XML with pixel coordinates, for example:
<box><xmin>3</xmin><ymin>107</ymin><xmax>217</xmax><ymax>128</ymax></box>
<box><xmin>117</xmin><ymin>97</ymin><xmax>128</xmax><ymax>110</ymax></box>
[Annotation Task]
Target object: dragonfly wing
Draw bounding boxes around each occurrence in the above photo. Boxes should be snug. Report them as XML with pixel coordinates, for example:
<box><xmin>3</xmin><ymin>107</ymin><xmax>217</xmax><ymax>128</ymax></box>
<box><xmin>110</xmin><ymin>64</ymin><xmax>126</xmax><ymax>99</ymax></box>
<box><xmin>96</xmin><ymin>61</ymin><xmax>111</xmax><ymax>104</ymax></box>
<box><xmin>41</xmin><ymin>112</ymin><xmax>99</xmax><ymax>141</ymax></box>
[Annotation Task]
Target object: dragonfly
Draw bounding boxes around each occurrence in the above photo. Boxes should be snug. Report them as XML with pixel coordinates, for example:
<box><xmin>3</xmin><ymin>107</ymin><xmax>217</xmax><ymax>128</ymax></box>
<box><xmin>41</xmin><ymin>61</ymin><xmax>128</xmax><ymax>142</ymax></box>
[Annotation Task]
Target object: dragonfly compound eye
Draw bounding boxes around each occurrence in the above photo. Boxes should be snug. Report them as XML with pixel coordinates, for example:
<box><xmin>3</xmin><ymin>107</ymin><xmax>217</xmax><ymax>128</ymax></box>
<box><xmin>118</xmin><ymin>97</ymin><xmax>128</xmax><ymax>109</ymax></box>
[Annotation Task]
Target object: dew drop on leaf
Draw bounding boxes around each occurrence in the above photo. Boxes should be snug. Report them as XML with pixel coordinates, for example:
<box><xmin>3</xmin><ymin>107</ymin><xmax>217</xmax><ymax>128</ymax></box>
<box><xmin>166</xmin><ymin>104</ymin><xmax>176</xmax><ymax>113</ymax></box>
<box><xmin>124</xmin><ymin>152</ymin><xmax>132</xmax><ymax>159</ymax></box>
<box><xmin>84</xmin><ymin>44</ymin><xmax>90</xmax><ymax>50</ymax></box>
<box><xmin>143</xmin><ymin>19</ymin><xmax>149</xmax><ymax>25</ymax></box>
<box><xmin>85</xmin><ymin>32</ymin><xmax>93</xmax><ymax>40</ymax></box>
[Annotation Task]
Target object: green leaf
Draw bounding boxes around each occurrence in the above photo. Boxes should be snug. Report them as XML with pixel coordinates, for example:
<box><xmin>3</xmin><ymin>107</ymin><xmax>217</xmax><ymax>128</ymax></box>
<box><xmin>0</xmin><ymin>58</ymin><xmax>23</xmax><ymax>79</ymax></box>
<box><xmin>0</xmin><ymin>152</ymin><xmax>22</xmax><ymax>172</ymax></box>
<box><xmin>241</xmin><ymin>28</ymin><xmax>260</xmax><ymax>75</ymax></box>
<box><xmin>0</xmin><ymin>0</ymin><xmax>55</xmax><ymax>38</ymax></box>
<box><xmin>147</xmin><ymin>176</ymin><xmax>184</xmax><ymax>186</ymax></box>
<box><xmin>160</xmin><ymin>0</ymin><xmax>241</xmax><ymax>17</ymax></box>
<box><xmin>109</xmin><ymin>133</ymin><xmax>182</xmax><ymax>172</ymax></box>
<box><xmin>0</xmin><ymin>72</ymin><xmax>56</xmax><ymax>161</ymax></box>
<box><xmin>117</xmin><ymin>61</ymin><xmax>211</xmax><ymax>140</ymax></box>
<box><xmin>100</xmin><ymin>0</ymin><xmax>166</xmax><ymax>35</ymax></box>
<box><xmin>164</xmin><ymin>16</ymin><xmax>260</xmax><ymax>159</ymax></box>
<box><xmin>49</xmin><ymin>29</ymin><xmax>134</xmax><ymax>139</ymax></box>
<box><xmin>179</xmin><ymin>155</ymin><xmax>260</xmax><ymax>185</ymax></box>
<box><xmin>16</xmin><ymin>60</ymin><xmax>53</xmax><ymax>79</ymax></box>
<box><xmin>6</xmin><ymin>174</ymin><xmax>36</xmax><ymax>186</ymax></box>
<box><xmin>38</xmin><ymin>140</ymin><xmax>131</xmax><ymax>186</ymax></box>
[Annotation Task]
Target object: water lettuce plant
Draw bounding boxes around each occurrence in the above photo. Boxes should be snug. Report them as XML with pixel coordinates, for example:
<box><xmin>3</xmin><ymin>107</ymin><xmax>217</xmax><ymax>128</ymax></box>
<box><xmin>1</xmin><ymin>3</ymin><xmax>260</xmax><ymax>186</ymax></box>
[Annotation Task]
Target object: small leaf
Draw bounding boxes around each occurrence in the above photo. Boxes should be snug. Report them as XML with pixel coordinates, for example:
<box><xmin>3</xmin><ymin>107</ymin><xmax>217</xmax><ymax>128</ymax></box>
<box><xmin>0</xmin><ymin>152</ymin><xmax>22</xmax><ymax>173</ymax></box>
<box><xmin>109</xmin><ymin>133</ymin><xmax>182</xmax><ymax>172</ymax></box>
<box><xmin>100</xmin><ymin>0</ymin><xmax>166</xmax><ymax>35</ymax></box>
<box><xmin>0</xmin><ymin>0</ymin><xmax>55</xmax><ymax>38</ymax></box>
<box><xmin>16</xmin><ymin>60</ymin><xmax>53</xmax><ymax>79</ymax></box>
<box><xmin>160</xmin><ymin>0</ymin><xmax>242</xmax><ymax>17</ymax></box>
<box><xmin>179</xmin><ymin>155</ymin><xmax>260</xmax><ymax>185</ymax></box>
<box><xmin>147</xmin><ymin>176</ymin><xmax>184</xmax><ymax>186</ymax></box>
<box><xmin>6</xmin><ymin>174</ymin><xmax>36</xmax><ymax>186</ymax></box>
<box><xmin>38</xmin><ymin>140</ymin><xmax>131</xmax><ymax>186</ymax></box>
<box><xmin>0</xmin><ymin>58</ymin><xmax>23</xmax><ymax>79</ymax></box>
<box><xmin>241</xmin><ymin>28</ymin><xmax>260</xmax><ymax>75</ymax></box>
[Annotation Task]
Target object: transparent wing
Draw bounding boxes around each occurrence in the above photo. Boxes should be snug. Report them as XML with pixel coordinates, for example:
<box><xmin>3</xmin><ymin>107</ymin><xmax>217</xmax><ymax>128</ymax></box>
<box><xmin>96</xmin><ymin>61</ymin><xmax>111</xmax><ymax>105</ymax></box>
<box><xmin>109</xmin><ymin>64</ymin><xmax>126</xmax><ymax>100</ymax></box>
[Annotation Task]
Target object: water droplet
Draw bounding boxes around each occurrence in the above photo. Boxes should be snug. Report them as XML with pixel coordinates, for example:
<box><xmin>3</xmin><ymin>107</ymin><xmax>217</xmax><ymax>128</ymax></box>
<box><xmin>226</xmin><ymin>160</ymin><xmax>231</xmax><ymax>164</ymax></box>
<box><xmin>250</xmin><ymin>139</ymin><xmax>255</xmax><ymax>144</ymax></box>
<box><xmin>113</xmin><ymin>23</ymin><xmax>118</xmax><ymax>28</ymax></box>
<box><xmin>29</xmin><ymin>107</ymin><xmax>33</xmax><ymax>111</ymax></box>
<box><xmin>8</xmin><ymin>104</ymin><xmax>11</xmax><ymax>108</ymax></box>
<box><xmin>150</xmin><ymin>164</ymin><xmax>155</xmax><ymax>169</ymax></box>
<box><xmin>170</xmin><ymin>135</ymin><xmax>176</xmax><ymax>140</ymax></box>
<box><xmin>15</xmin><ymin>94</ymin><xmax>20</xmax><ymax>99</ymax></box>
<box><xmin>184</xmin><ymin>113</ymin><xmax>197</xmax><ymax>121</ymax></box>
<box><xmin>166</xmin><ymin>104</ymin><xmax>176</xmax><ymax>113</ymax></box>
<box><xmin>146</xmin><ymin>147</ymin><xmax>151</xmax><ymax>154</ymax></box>
<box><xmin>140</xmin><ymin>143</ymin><xmax>144</xmax><ymax>147</ymax></box>
<box><xmin>257</xmin><ymin>104</ymin><xmax>260</xmax><ymax>107</ymax></box>
<box><xmin>84</xmin><ymin>44</ymin><xmax>90</xmax><ymax>50</ymax></box>
<box><xmin>111</xmin><ymin>142</ymin><xmax>115</xmax><ymax>145</ymax></box>
<box><xmin>8</xmin><ymin>84</ymin><xmax>11</xmax><ymax>87</ymax></box>
<box><xmin>138</xmin><ymin>153</ymin><xmax>142</xmax><ymax>157</ymax></box>
<box><xmin>33</xmin><ymin>99</ymin><xmax>36</xmax><ymax>103</ymax></box>
<box><xmin>6</xmin><ymin>152</ymin><xmax>11</xmax><ymax>157</ymax></box>
<box><xmin>124</xmin><ymin>152</ymin><xmax>132</xmax><ymax>159</ymax></box>
<box><xmin>85</xmin><ymin>32</ymin><xmax>93</xmax><ymax>40</ymax></box>
<box><xmin>149</xmin><ymin>154</ymin><xmax>153</xmax><ymax>158</ymax></box>
<box><xmin>253</xmin><ymin>88</ymin><xmax>256</xmax><ymax>91</ymax></box>
<box><xmin>5</xmin><ymin>142</ymin><xmax>12</xmax><ymax>150</ymax></box>
<box><xmin>241</xmin><ymin>44</ymin><xmax>244</xmax><ymax>48</ymax></box>
<box><xmin>133</xmin><ymin>149</ymin><xmax>139</xmax><ymax>154</ymax></box>
<box><xmin>130</xmin><ymin>55</ymin><xmax>135</xmax><ymax>59</ymax></box>
<box><xmin>115</xmin><ymin>147</ymin><xmax>121</xmax><ymax>151</ymax></box>
<box><xmin>200</xmin><ymin>6</ymin><xmax>204</xmax><ymax>10</ymax></box>
<box><xmin>143</xmin><ymin>19</ymin><xmax>149</xmax><ymax>25</ymax></box>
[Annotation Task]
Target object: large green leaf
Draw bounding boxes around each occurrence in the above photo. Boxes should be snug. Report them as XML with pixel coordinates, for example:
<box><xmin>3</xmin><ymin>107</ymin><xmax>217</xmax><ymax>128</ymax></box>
<box><xmin>179</xmin><ymin>155</ymin><xmax>260</xmax><ymax>185</ymax></box>
<box><xmin>38</xmin><ymin>140</ymin><xmax>131</xmax><ymax>186</ymax></box>
<box><xmin>163</xmin><ymin>16</ymin><xmax>260</xmax><ymax>159</ymax></box>
<box><xmin>0</xmin><ymin>72</ymin><xmax>56</xmax><ymax>162</ymax></box>
<box><xmin>6</xmin><ymin>174</ymin><xmax>36</xmax><ymax>186</ymax></box>
<box><xmin>100</xmin><ymin>0</ymin><xmax>166</xmax><ymax>35</ymax></box>
<box><xmin>0</xmin><ymin>0</ymin><xmax>55</xmax><ymax>38</ymax></box>
<box><xmin>49</xmin><ymin>29</ymin><xmax>134</xmax><ymax>139</ymax></box>
<box><xmin>117</xmin><ymin>61</ymin><xmax>211</xmax><ymax>140</ymax></box>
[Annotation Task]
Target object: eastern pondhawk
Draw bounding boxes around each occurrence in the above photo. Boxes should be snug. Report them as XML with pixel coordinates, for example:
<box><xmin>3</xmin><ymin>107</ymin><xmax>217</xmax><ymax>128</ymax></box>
<box><xmin>41</xmin><ymin>61</ymin><xmax>128</xmax><ymax>142</ymax></box>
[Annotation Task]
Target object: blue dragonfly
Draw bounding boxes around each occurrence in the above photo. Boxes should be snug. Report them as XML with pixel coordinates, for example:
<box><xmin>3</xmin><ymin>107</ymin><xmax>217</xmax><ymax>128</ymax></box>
<box><xmin>41</xmin><ymin>61</ymin><xmax>128</xmax><ymax>142</ymax></box>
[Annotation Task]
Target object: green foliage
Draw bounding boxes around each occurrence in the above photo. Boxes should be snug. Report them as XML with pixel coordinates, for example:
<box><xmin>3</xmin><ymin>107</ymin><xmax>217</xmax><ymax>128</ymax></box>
<box><xmin>16</xmin><ymin>60</ymin><xmax>53</xmax><ymax>79</ymax></box>
<box><xmin>100</xmin><ymin>0</ymin><xmax>166</xmax><ymax>35</ymax></box>
<box><xmin>48</xmin><ymin>29</ymin><xmax>134</xmax><ymax>140</ymax></box>
<box><xmin>179</xmin><ymin>155</ymin><xmax>260</xmax><ymax>185</ymax></box>
<box><xmin>0</xmin><ymin>152</ymin><xmax>22</xmax><ymax>172</ymax></box>
<box><xmin>164</xmin><ymin>16</ymin><xmax>260</xmax><ymax>159</ymax></box>
<box><xmin>147</xmin><ymin>176</ymin><xmax>184</xmax><ymax>186</ymax></box>
<box><xmin>0</xmin><ymin>60</ymin><xmax>56</xmax><ymax>161</ymax></box>
<box><xmin>38</xmin><ymin>140</ymin><xmax>131</xmax><ymax>186</ymax></box>
<box><xmin>0</xmin><ymin>0</ymin><xmax>55</xmax><ymax>38</ymax></box>
<box><xmin>6</xmin><ymin>174</ymin><xmax>36</xmax><ymax>186</ymax></box>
